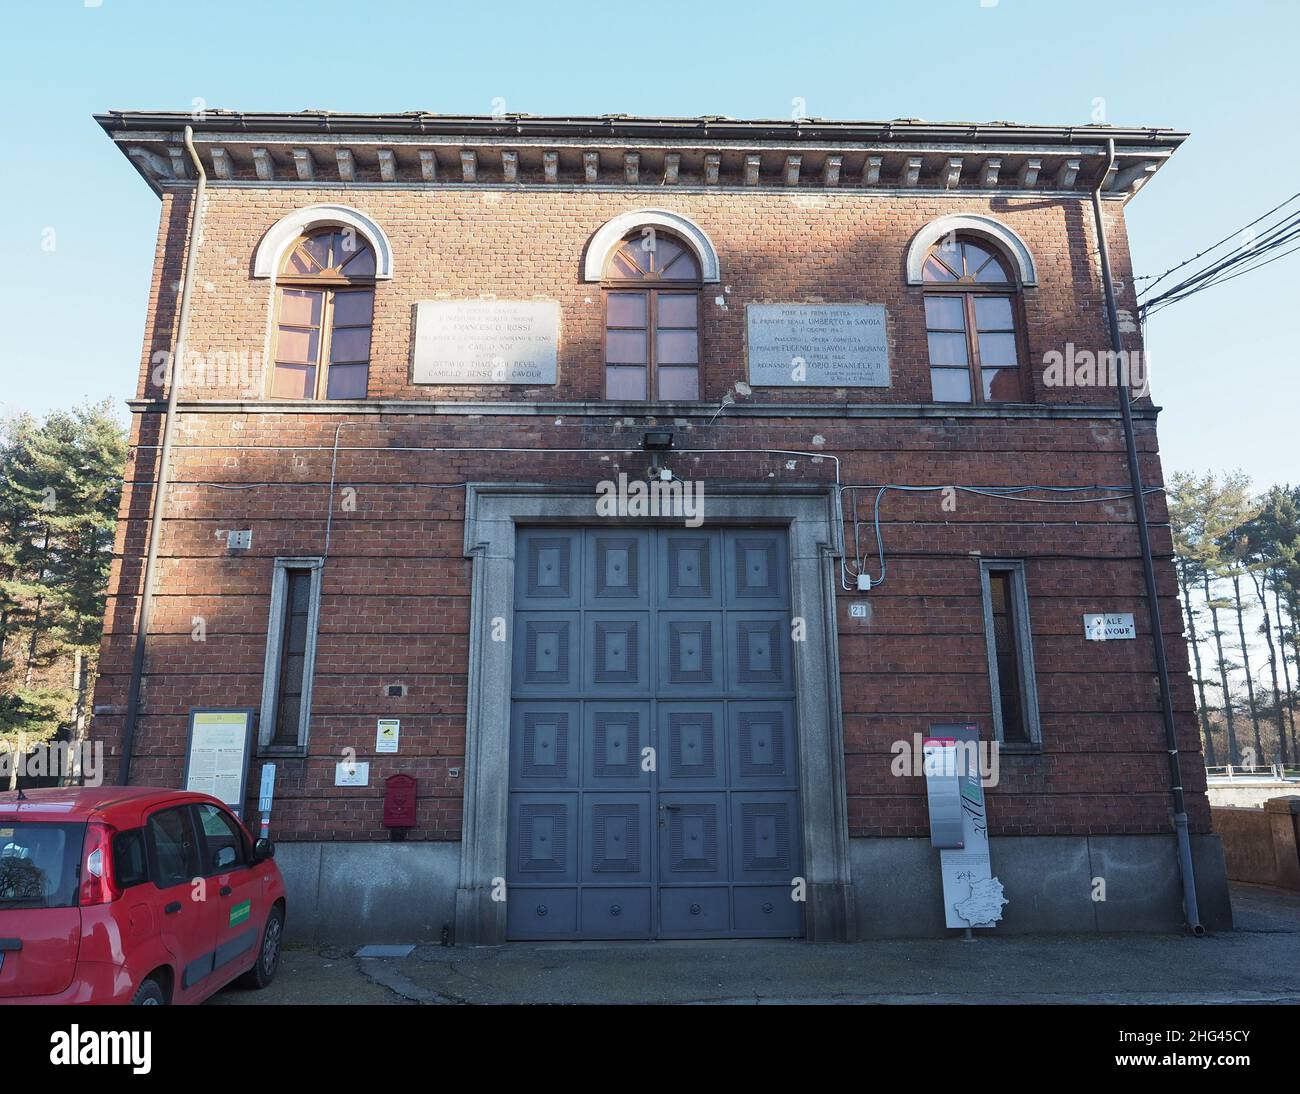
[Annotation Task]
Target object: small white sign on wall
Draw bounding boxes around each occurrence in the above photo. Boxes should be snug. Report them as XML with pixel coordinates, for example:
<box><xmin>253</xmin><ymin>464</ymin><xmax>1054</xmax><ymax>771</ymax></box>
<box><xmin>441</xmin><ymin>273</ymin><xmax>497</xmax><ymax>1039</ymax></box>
<box><xmin>376</xmin><ymin>719</ymin><xmax>400</xmax><ymax>754</ymax></box>
<box><xmin>335</xmin><ymin>761</ymin><xmax>371</xmax><ymax>787</ymax></box>
<box><xmin>1084</xmin><ymin>612</ymin><xmax>1136</xmax><ymax>641</ymax></box>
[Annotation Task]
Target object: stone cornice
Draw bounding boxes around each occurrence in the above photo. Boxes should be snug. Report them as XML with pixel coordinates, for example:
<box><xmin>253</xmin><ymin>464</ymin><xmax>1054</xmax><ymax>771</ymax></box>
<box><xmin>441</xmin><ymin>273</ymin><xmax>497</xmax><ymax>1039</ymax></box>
<box><xmin>96</xmin><ymin>111</ymin><xmax>1183</xmax><ymax>202</ymax></box>
<box><xmin>126</xmin><ymin>398</ymin><xmax>1162</xmax><ymax>421</ymax></box>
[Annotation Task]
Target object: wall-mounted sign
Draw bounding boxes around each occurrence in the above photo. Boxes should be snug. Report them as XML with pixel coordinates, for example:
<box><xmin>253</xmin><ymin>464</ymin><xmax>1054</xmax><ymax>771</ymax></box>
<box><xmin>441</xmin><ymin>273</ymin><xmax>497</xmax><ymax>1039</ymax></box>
<box><xmin>183</xmin><ymin>709</ymin><xmax>255</xmax><ymax>818</ymax></box>
<box><xmin>849</xmin><ymin>603</ymin><xmax>869</xmax><ymax>619</ymax></box>
<box><xmin>413</xmin><ymin>300</ymin><xmax>559</xmax><ymax>385</ymax></box>
<box><xmin>376</xmin><ymin>719</ymin><xmax>400</xmax><ymax>754</ymax></box>
<box><xmin>1084</xmin><ymin>612</ymin><xmax>1136</xmax><ymax>641</ymax></box>
<box><xmin>746</xmin><ymin>304</ymin><xmax>889</xmax><ymax>387</ymax></box>
<box><xmin>335</xmin><ymin>761</ymin><xmax>370</xmax><ymax>787</ymax></box>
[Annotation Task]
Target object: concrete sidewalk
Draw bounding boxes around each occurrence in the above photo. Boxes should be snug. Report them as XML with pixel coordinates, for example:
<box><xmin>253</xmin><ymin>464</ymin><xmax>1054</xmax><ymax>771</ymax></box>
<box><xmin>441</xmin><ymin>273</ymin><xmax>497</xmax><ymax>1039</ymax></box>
<box><xmin>213</xmin><ymin>883</ymin><xmax>1300</xmax><ymax>1005</ymax></box>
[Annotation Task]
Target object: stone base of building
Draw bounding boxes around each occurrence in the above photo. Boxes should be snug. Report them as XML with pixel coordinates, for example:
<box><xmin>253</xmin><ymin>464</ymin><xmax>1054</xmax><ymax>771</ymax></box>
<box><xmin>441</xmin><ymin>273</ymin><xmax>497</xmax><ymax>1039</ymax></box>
<box><xmin>273</xmin><ymin>834</ymin><xmax>1231</xmax><ymax>945</ymax></box>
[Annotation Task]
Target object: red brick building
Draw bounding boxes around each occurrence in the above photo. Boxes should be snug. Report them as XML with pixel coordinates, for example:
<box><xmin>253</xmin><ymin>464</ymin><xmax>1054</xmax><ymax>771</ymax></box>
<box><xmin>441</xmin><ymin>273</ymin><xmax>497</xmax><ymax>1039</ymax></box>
<box><xmin>92</xmin><ymin>111</ymin><xmax>1229</xmax><ymax>942</ymax></box>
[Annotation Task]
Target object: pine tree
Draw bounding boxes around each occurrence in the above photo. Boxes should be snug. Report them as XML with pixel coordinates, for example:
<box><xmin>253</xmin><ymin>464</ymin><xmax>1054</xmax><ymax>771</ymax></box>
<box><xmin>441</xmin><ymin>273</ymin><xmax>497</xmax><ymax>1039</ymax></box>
<box><xmin>0</xmin><ymin>404</ymin><xmax>126</xmax><ymax>785</ymax></box>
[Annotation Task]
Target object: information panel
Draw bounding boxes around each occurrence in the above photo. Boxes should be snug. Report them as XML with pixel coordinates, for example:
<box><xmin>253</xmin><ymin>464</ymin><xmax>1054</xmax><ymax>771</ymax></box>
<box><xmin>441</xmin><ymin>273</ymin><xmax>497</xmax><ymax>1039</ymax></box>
<box><xmin>183</xmin><ymin>709</ymin><xmax>255</xmax><ymax>818</ymax></box>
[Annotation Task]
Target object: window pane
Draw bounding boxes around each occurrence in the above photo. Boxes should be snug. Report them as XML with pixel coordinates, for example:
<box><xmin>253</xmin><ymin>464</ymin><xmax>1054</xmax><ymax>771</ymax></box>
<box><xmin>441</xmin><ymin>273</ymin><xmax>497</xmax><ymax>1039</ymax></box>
<box><xmin>275</xmin><ymin>326</ymin><xmax>320</xmax><ymax>365</ymax></box>
<box><xmin>931</xmin><ymin>368</ymin><xmax>972</xmax><ymax>402</ymax></box>
<box><xmin>330</xmin><ymin>326</ymin><xmax>372</xmax><ymax>363</ymax></box>
<box><xmin>609</xmin><ymin>245</ymin><xmax>646</xmax><ymax>279</ymax></box>
<box><xmin>606</xmin><ymin>292</ymin><xmax>647</xmax><ymax>326</ymax></box>
<box><xmin>974</xmin><ymin>296</ymin><xmax>1014</xmax><ymax>330</ymax></box>
<box><xmin>279</xmin><ymin>289</ymin><xmax>322</xmax><ymax>326</ymax></box>
<box><xmin>988</xmin><ymin>571</ymin><xmax>1028</xmax><ymax>743</ymax></box>
<box><xmin>606</xmin><ymin>330</ymin><xmax>647</xmax><ymax>364</ymax></box>
<box><xmin>982</xmin><ymin>368</ymin><xmax>1022</xmax><ymax>403</ymax></box>
<box><xmin>606</xmin><ymin>366</ymin><xmax>647</xmax><ymax>400</ymax></box>
<box><xmin>975</xmin><ymin>253</ymin><xmax>1012</xmax><ymax>283</ymax></box>
<box><xmin>648</xmin><ymin>235</ymin><xmax>684</xmax><ymax>273</ymax></box>
<box><xmin>331</xmin><ymin>290</ymin><xmax>373</xmax><ymax>326</ymax></box>
<box><xmin>657</xmin><ymin>293</ymin><xmax>698</xmax><ymax>327</ymax></box>
<box><xmin>271</xmin><ymin>363</ymin><xmax>316</xmax><ymax>399</ymax></box>
<box><xmin>340</xmin><ymin>245</ymin><xmax>375</xmax><ymax>277</ymax></box>
<box><xmin>327</xmin><ymin>363</ymin><xmax>369</xmax><ymax>399</ymax></box>
<box><xmin>927</xmin><ymin>331</ymin><xmax>968</xmax><ymax>366</ymax></box>
<box><xmin>923</xmin><ymin>255</ymin><xmax>958</xmax><ymax>282</ymax></box>
<box><xmin>657</xmin><ymin>367</ymin><xmax>699</xmax><ymax>400</ymax></box>
<box><xmin>303</xmin><ymin>234</ymin><xmax>331</xmax><ymax>269</ymax></box>
<box><xmin>197</xmin><ymin>805</ymin><xmax>245</xmax><ymax>874</ymax></box>
<box><xmin>977</xmin><ymin>332</ymin><xmax>1018</xmax><ymax>366</ymax></box>
<box><xmin>657</xmin><ymin>329</ymin><xmax>698</xmax><ymax>365</ymax></box>
<box><xmin>148</xmin><ymin>808</ymin><xmax>200</xmax><ymax>888</ymax></box>
<box><xmin>976</xmin><ymin>298</ymin><xmax>1013</xmax><ymax>330</ymax></box>
<box><xmin>924</xmin><ymin>296</ymin><xmax>965</xmax><ymax>330</ymax></box>
<box><xmin>961</xmin><ymin>242</ymin><xmax>994</xmax><ymax>275</ymax></box>
<box><xmin>659</xmin><ymin>248</ymin><xmax>701</xmax><ymax>280</ymax></box>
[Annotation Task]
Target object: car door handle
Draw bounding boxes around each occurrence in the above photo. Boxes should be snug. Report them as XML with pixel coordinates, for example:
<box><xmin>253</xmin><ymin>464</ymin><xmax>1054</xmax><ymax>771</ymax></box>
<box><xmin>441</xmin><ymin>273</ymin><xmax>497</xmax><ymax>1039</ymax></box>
<box><xmin>164</xmin><ymin>902</ymin><xmax>182</xmax><ymax>915</ymax></box>
<box><xmin>219</xmin><ymin>885</ymin><xmax>232</xmax><ymax>897</ymax></box>
<box><xmin>0</xmin><ymin>938</ymin><xmax>21</xmax><ymax>952</ymax></box>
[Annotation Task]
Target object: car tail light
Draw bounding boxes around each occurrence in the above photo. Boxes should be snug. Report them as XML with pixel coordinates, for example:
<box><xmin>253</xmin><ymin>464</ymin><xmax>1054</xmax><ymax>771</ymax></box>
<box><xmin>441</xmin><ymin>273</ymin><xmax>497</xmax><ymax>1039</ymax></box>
<box><xmin>79</xmin><ymin>821</ymin><xmax>121</xmax><ymax>905</ymax></box>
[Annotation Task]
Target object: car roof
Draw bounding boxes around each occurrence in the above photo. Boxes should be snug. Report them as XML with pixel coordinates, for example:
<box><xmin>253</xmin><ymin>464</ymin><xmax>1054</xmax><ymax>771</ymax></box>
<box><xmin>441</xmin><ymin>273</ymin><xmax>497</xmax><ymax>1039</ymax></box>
<box><xmin>0</xmin><ymin>786</ymin><xmax>226</xmax><ymax>827</ymax></box>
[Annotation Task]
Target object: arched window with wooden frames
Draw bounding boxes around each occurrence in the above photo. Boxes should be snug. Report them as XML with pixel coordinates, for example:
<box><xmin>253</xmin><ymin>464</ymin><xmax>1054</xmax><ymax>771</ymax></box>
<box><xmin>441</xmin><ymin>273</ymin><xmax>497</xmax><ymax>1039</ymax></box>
<box><xmin>922</xmin><ymin>235</ymin><xmax>1025</xmax><ymax>404</ymax></box>
<box><xmin>270</xmin><ymin>228</ymin><xmax>376</xmax><ymax>400</ymax></box>
<box><xmin>603</xmin><ymin>229</ymin><xmax>701</xmax><ymax>400</ymax></box>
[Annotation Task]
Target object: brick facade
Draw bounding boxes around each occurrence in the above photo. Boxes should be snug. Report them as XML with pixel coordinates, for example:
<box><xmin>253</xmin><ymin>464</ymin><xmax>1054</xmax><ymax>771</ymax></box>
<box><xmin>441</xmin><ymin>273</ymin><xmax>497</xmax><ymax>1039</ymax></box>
<box><xmin>91</xmin><ymin>115</ymin><xmax>1208</xmax><ymax>857</ymax></box>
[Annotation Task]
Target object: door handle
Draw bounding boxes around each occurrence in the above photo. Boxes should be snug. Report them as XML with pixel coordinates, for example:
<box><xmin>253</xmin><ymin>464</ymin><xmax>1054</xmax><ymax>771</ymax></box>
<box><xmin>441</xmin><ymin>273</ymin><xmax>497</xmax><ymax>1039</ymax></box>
<box><xmin>0</xmin><ymin>938</ymin><xmax>21</xmax><ymax>952</ymax></box>
<box><xmin>164</xmin><ymin>902</ymin><xmax>182</xmax><ymax>915</ymax></box>
<box><xmin>660</xmin><ymin>803</ymin><xmax>681</xmax><ymax>811</ymax></box>
<box><xmin>219</xmin><ymin>885</ymin><xmax>232</xmax><ymax>897</ymax></box>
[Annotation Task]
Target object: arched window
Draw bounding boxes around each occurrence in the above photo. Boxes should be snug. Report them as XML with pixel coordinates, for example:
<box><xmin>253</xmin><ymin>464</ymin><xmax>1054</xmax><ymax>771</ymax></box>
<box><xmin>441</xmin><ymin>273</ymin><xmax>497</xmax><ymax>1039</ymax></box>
<box><xmin>603</xmin><ymin>231</ymin><xmax>701</xmax><ymax>400</ymax></box>
<box><xmin>922</xmin><ymin>236</ymin><xmax>1024</xmax><ymax>404</ymax></box>
<box><xmin>270</xmin><ymin>228</ymin><xmax>375</xmax><ymax>399</ymax></box>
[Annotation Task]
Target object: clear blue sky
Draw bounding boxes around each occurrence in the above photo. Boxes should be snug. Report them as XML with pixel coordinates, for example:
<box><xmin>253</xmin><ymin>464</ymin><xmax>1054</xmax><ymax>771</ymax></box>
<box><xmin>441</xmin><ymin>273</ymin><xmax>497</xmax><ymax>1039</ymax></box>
<box><xmin>1</xmin><ymin>0</ymin><xmax>1296</xmax><ymax>488</ymax></box>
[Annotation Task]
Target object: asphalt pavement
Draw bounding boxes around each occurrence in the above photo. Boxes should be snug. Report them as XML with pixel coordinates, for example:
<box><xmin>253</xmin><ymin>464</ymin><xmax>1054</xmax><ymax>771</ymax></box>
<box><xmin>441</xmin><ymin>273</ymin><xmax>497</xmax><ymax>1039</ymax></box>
<box><xmin>210</xmin><ymin>882</ymin><xmax>1300</xmax><ymax>1005</ymax></box>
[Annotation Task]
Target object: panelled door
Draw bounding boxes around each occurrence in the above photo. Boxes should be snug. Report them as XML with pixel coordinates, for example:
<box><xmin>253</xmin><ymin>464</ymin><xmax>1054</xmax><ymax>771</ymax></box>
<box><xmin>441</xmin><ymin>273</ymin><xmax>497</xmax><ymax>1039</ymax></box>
<box><xmin>507</xmin><ymin>527</ymin><xmax>804</xmax><ymax>940</ymax></box>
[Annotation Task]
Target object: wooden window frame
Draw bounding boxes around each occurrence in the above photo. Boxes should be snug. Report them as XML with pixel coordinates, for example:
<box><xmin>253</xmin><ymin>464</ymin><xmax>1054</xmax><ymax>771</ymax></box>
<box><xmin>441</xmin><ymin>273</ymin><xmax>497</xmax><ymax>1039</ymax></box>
<box><xmin>257</xmin><ymin>557</ymin><xmax>324</xmax><ymax>756</ymax></box>
<box><xmin>978</xmin><ymin>559</ymin><xmax>1042</xmax><ymax>750</ymax></box>
<box><xmin>268</xmin><ymin>230</ymin><xmax>375</xmax><ymax>401</ymax></box>
<box><xmin>601</xmin><ymin>232</ymin><xmax>702</xmax><ymax>402</ymax></box>
<box><xmin>923</xmin><ymin>238</ymin><xmax>1028</xmax><ymax>405</ymax></box>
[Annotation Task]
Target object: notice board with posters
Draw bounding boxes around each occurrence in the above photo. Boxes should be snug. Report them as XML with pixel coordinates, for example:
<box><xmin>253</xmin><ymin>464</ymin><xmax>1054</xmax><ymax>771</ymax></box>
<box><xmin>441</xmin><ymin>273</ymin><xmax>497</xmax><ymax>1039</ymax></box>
<box><xmin>182</xmin><ymin>709</ymin><xmax>255</xmax><ymax>819</ymax></box>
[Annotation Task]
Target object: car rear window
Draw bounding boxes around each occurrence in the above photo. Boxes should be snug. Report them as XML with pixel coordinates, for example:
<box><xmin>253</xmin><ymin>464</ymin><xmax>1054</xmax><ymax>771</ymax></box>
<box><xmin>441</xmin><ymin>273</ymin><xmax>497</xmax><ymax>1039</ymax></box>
<box><xmin>0</xmin><ymin>822</ymin><xmax>84</xmax><ymax>909</ymax></box>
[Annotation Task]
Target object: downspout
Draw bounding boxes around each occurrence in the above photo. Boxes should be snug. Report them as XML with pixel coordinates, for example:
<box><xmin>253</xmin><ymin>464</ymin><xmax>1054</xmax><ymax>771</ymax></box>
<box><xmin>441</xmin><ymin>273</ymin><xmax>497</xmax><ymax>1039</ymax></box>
<box><xmin>117</xmin><ymin>125</ymin><xmax>206</xmax><ymax>784</ymax></box>
<box><xmin>1091</xmin><ymin>138</ymin><xmax>1203</xmax><ymax>934</ymax></box>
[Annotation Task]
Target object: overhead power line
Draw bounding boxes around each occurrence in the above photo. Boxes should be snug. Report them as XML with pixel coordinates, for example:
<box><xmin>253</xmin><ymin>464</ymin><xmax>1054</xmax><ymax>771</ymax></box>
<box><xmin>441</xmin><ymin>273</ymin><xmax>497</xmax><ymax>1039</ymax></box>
<box><xmin>1137</xmin><ymin>193</ymin><xmax>1300</xmax><ymax>318</ymax></box>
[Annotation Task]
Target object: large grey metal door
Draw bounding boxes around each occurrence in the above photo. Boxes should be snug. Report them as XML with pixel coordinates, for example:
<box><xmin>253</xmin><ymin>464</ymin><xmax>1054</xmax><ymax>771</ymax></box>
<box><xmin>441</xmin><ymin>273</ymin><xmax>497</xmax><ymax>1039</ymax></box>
<box><xmin>506</xmin><ymin>527</ymin><xmax>804</xmax><ymax>940</ymax></box>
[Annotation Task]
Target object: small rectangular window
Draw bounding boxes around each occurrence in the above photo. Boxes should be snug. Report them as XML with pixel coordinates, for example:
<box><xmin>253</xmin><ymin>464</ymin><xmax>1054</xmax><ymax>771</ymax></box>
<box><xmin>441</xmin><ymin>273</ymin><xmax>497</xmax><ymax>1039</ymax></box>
<box><xmin>112</xmin><ymin>829</ymin><xmax>149</xmax><ymax>890</ymax></box>
<box><xmin>259</xmin><ymin>558</ymin><xmax>323</xmax><ymax>753</ymax></box>
<box><xmin>979</xmin><ymin>560</ymin><xmax>1041</xmax><ymax>747</ymax></box>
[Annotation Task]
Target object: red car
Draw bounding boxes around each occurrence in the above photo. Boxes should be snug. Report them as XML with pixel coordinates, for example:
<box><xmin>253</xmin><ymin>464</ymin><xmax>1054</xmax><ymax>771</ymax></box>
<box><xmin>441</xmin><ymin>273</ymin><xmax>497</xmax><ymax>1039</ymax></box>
<box><xmin>0</xmin><ymin>786</ymin><xmax>286</xmax><ymax>1005</ymax></box>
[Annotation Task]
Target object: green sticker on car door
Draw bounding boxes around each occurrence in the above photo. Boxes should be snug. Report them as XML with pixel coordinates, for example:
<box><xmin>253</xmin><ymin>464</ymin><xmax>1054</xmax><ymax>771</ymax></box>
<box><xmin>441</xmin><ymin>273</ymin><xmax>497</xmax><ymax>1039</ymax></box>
<box><xmin>229</xmin><ymin>899</ymin><xmax>251</xmax><ymax>927</ymax></box>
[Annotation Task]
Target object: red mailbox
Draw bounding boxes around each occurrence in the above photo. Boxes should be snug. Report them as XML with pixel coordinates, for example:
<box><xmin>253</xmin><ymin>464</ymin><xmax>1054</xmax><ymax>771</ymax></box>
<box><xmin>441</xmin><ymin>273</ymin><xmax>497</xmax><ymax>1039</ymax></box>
<box><xmin>383</xmin><ymin>773</ymin><xmax>417</xmax><ymax>839</ymax></box>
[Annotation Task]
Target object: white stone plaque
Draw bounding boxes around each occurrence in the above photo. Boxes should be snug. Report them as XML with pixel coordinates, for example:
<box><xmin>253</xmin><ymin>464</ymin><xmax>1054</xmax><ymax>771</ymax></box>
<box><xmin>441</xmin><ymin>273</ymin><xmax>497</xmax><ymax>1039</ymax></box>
<box><xmin>746</xmin><ymin>304</ymin><xmax>889</xmax><ymax>387</ymax></box>
<box><xmin>413</xmin><ymin>300</ymin><xmax>559</xmax><ymax>385</ymax></box>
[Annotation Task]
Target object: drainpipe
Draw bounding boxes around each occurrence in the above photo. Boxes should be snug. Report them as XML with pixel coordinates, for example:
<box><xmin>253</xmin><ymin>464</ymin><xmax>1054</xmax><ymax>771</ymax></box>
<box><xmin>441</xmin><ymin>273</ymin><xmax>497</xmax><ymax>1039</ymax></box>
<box><xmin>117</xmin><ymin>125</ymin><xmax>206</xmax><ymax>784</ymax></box>
<box><xmin>1091</xmin><ymin>138</ymin><xmax>1203</xmax><ymax>935</ymax></box>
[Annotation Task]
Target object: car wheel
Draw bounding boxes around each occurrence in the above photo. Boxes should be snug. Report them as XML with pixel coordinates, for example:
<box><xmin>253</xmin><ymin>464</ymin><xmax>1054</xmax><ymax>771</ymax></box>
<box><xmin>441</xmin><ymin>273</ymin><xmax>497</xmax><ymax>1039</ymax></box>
<box><xmin>239</xmin><ymin>905</ymin><xmax>284</xmax><ymax>989</ymax></box>
<box><xmin>132</xmin><ymin>979</ymin><xmax>167</xmax><ymax>1005</ymax></box>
